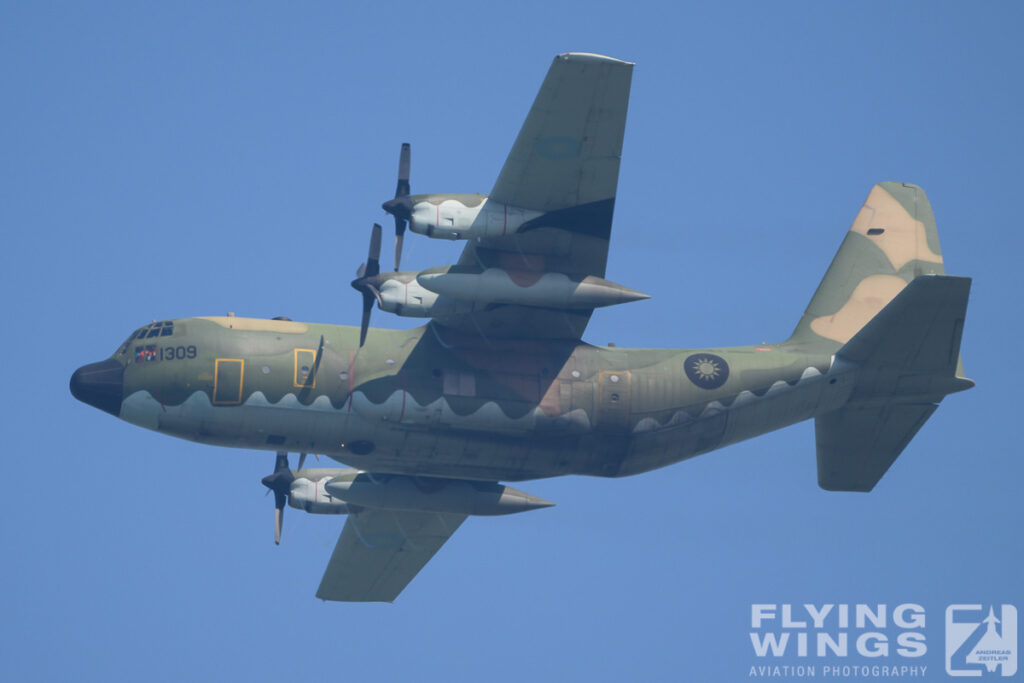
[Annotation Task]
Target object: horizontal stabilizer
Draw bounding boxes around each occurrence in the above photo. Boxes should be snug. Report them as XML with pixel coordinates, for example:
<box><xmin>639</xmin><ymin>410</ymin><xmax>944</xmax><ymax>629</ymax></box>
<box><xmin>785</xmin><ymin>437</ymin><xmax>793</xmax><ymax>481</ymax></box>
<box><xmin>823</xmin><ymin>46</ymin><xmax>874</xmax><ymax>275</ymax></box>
<box><xmin>838</xmin><ymin>274</ymin><xmax>970</xmax><ymax>378</ymax></box>
<box><xmin>816</xmin><ymin>402</ymin><xmax>937</xmax><ymax>492</ymax></box>
<box><xmin>816</xmin><ymin>275</ymin><xmax>973</xmax><ymax>492</ymax></box>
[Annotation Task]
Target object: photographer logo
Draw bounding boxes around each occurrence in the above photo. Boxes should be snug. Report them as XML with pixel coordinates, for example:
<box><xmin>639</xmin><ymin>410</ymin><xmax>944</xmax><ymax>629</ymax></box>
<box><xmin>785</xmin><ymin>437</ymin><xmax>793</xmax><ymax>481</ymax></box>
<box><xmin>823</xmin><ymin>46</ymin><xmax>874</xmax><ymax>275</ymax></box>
<box><xmin>946</xmin><ymin>604</ymin><xmax>1017</xmax><ymax>677</ymax></box>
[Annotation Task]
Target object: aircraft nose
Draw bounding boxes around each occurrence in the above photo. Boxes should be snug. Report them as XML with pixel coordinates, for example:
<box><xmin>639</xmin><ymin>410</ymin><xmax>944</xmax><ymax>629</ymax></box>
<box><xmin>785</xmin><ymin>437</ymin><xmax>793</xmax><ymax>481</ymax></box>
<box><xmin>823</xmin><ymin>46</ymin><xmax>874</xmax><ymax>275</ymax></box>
<box><xmin>70</xmin><ymin>358</ymin><xmax>124</xmax><ymax>416</ymax></box>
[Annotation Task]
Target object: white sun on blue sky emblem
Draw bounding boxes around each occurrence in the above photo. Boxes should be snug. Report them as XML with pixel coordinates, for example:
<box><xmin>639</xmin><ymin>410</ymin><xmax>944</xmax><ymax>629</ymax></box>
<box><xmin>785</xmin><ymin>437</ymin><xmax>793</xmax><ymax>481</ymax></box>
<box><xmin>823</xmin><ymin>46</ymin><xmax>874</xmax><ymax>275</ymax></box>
<box><xmin>692</xmin><ymin>357</ymin><xmax>721</xmax><ymax>381</ymax></box>
<box><xmin>684</xmin><ymin>353</ymin><xmax>730</xmax><ymax>389</ymax></box>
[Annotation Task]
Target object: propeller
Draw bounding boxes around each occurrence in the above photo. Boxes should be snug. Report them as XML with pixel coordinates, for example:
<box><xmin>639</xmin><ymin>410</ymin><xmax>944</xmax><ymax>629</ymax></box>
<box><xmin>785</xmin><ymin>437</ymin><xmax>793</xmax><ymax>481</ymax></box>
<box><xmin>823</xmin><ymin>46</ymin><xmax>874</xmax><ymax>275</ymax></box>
<box><xmin>350</xmin><ymin>223</ymin><xmax>382</xmax><ymax>347</ymax></box>
<box><xmin>260</xmin><ymin>451</ymin><xmax>294</xmax><ymax>545</ymax></box>
<box><xmin>381</xmin><ymin>143</ymin><xmax>412</xmax><ymax>271</ymax></box>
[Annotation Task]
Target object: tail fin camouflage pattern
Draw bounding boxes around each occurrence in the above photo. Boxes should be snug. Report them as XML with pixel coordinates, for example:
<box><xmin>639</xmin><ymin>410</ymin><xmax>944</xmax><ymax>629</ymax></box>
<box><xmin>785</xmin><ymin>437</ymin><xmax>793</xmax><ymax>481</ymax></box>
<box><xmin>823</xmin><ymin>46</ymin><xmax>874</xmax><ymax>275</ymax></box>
<box><xmin>787</xmin><ymin>182</ymin><xmax>946</xmax><ymax>351</ymax></box>
<box><xmin>785</xmin><ymin>182</ymin><xmax>972</xmax><ymax>491</ymax></box>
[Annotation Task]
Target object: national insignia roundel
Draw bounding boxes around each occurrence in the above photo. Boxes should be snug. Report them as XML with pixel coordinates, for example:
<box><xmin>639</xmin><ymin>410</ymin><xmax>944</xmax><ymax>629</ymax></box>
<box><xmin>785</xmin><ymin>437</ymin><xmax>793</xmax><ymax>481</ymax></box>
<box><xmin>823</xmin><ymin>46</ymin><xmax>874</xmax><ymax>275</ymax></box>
<box><xmin>684</xmin><ymin>353</ymin><xmax>729</xmax><ymax>390</ymax></box>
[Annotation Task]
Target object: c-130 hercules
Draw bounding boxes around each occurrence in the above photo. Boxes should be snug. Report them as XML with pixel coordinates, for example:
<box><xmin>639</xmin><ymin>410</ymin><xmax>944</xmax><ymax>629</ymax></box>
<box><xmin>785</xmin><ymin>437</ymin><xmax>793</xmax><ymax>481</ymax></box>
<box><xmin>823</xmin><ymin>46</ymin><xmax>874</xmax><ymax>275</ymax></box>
<box><xmin>71</xmin><ymin>53</ymin><xmax>973</xmax><ymax>602</ymax></box>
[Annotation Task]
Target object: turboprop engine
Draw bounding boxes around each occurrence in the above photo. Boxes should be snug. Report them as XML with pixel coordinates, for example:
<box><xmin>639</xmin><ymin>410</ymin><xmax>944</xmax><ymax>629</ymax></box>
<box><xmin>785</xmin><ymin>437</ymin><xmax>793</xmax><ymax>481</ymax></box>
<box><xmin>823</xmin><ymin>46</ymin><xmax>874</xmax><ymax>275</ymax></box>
<box><xmin>324</xmin><ymin>472</ymin><xmax>555</xmax><ymax>516</ymax></box>
<box><xmin>261</xmin><ymin>453</ymin><xmax>554</xmax><ymax>544</ymax></box>
<box><xmin>406</xmin><ymin>194</ymin><xmax>544</xmax><ymax>240</ymax></box>
<box><xmin>379</xmin><ymin>145</ymin><xmax>545</xmax><ymax>268</ymax></box>
<box><xmin>365</xmin><ymin>142</ymin><xmax>648</xmax><ymax>325</ymax></box>
<box><xmin>287</xmin><ymin>468</ymin><xmax>354</xmax><ymax>515</ymax></box>
<box><xmin>367</xmin><ymin>267</ymin><xmax>648</xmax><ymax>318</ymax></box>
<box><xmin>350</xmin><ymin>227</ymin><xmax>649</xmax><ymax>321</ymax></box>
<box><xmin>380</xmin><ymin>145</ymin><xmax>548</xmax><ymax>268</ymax></box>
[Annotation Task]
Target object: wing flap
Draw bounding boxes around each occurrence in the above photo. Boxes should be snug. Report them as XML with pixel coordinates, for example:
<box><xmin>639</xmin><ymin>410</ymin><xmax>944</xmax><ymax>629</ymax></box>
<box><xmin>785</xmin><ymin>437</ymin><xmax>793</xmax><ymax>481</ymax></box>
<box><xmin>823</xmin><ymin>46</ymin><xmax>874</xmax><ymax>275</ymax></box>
<box><xmin>316</xmin><ymin>509</ymin><xmax>467</xmax><ymax>602</ymax></box>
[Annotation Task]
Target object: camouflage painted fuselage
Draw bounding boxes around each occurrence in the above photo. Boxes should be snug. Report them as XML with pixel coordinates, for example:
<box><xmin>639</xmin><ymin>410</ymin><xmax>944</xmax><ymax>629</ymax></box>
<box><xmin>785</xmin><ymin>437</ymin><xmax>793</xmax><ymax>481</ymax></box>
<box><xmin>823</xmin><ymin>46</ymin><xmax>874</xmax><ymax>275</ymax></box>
<box><xmin>113</xmin><ymin>316</ymin><xmax>851</xmax><ymax>481</ymax></box>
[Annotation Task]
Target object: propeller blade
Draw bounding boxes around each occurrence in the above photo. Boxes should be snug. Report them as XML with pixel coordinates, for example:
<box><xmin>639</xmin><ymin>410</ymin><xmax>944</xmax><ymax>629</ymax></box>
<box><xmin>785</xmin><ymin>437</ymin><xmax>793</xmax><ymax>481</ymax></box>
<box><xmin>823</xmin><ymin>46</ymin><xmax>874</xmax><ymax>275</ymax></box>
<box><xmin>394</xmin><ymin>222</ymin><xmax>405</xmax><ymax>272</ymax></box>
<box><xmin>309</xmin><ymin>337</ymin><xmax>324</xmax><ymax>384</ymax></box>
<box><xmin>274</xmin><ymin>505</ymin><xmax>282</xmax><ymax>548</ymax></box>
<box><xmin>383</xmin><ymin>143</ymin><xmax>411</xmax><ymax>272</ymax></box>
<box><xmin>298</xmin><ymin>452</ymin><xmax>307</xmax><ymax>470</ymax></box>
<box><xmin>395</xmin><ymin>142</ymin><xmax>410</xmax><ymax>198</ymax></box>
<box><xmin>260</xmin><ymin>452</ymin><xmax>294</xmax><ymax>545</ymax></box>
<box><xmin>351</xmin><ymin>224</ymin><xmax>383</xmax><ymax>347</ymax></box>
<box><xmin>366</xmin><ymin>223</ymin><xmax>382</xmax><ymax>278</ymax></box>
<box><xmin>273</xmin><ymin>494</ymin><xmax>285</xmax><ymax>545</ymax></box>
<box><xmin>359</xmin><ymin>290</ymin><xmax>373</xmax><ymax>347</ymax></box>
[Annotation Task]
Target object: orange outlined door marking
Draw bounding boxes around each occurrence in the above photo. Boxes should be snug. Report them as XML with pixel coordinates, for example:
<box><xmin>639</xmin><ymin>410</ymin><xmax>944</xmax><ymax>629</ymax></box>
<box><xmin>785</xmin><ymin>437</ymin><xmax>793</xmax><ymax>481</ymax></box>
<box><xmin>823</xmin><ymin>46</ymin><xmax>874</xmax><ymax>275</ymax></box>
<box><xmin>213</xmin><ymin>359</ymin><xmax>244</xmax><ymax>405</ymax></box>
<box><xmin>294</xmin><ymin>349</ymin><xmax>316</xmax><ymax>388</ymax></box>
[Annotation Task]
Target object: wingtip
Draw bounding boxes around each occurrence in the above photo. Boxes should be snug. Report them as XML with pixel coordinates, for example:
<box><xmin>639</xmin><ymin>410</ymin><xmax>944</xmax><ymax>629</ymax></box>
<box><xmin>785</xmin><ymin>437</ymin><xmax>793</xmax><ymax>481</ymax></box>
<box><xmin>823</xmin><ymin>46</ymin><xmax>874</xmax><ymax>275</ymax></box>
<box><xmin>556</xmin><ymin>52</ymin><xmax>634</xmax><ymax>67</ymax></box>
<box><xmin>951</xmin><ymin>376</ymin><xmax>976</xmax><ymax>393</ymax></box>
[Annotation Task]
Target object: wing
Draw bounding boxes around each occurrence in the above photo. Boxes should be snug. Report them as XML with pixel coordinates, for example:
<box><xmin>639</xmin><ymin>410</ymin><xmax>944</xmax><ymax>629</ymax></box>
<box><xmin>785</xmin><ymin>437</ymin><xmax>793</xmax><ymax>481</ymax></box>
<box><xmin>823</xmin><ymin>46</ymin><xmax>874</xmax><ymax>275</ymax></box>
<box><xmin>432</xmin><ymin>53</ymin><xmax>634</xmax><ymax>340</ymax></box>
<box><xmin>490</xmin><ymin>52</ymin><xmax>633</xmax><ymax>215</ymax></box>
<box><xmin>315</xmin><ymin>509</ymin><xmax>467</xmax><ymax>602</ymax></box>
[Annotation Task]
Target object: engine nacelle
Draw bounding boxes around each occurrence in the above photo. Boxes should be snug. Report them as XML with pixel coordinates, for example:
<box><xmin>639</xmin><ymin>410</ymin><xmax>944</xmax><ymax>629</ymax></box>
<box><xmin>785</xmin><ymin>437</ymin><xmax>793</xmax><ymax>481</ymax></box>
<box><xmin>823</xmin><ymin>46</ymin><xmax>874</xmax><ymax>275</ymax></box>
<box><xmin>288</xmin><ymin>468</ymin><xmax>356</xmax><ymax>514</ymax></box>
<box><xmin>408</xmin><ymin>194</ymin><xmax>544</xmax><ymax>240</ymax></box>
<box><xmin>324</xmin><ymin>473</ymin><xmax>555</xmax><ymax>516</ymax></box>
<box><xmin>373</xmin><ymin>273</ymin><xmax>477</xmax><ymax>319</ymax></box>
<box><xmin>416</xmin><ymin>267</ymin><xmax>649</xmax><ymax>309</ymax></box>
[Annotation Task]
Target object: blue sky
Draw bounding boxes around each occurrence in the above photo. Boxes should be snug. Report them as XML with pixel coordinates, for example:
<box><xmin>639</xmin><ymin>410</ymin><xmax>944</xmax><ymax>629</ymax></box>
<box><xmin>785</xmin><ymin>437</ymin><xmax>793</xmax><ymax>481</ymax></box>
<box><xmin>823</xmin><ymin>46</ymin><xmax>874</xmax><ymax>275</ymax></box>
<box><xmin>3</xmin><ymin>2</ymin><xmax>1022</xmax><ymax>681</ymax></box>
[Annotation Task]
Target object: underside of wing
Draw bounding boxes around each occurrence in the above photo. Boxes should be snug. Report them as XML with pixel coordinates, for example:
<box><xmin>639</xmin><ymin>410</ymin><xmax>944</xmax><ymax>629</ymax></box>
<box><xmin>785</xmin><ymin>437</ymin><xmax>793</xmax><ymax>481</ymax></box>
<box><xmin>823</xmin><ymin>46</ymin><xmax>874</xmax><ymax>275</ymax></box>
<box><xmin>436</xmin><ymin>53</ymin><xmax>635</xmax><ymax>339</ymax></box>
<box><xmin>316</xmin><ymin>509</ymin><xmax>466</xmax><ymax>603</ymax></box>
<box><xmin>363</xmin><ymin>54</ymin><xmax>638</xmax><ymax>341</ymax></box>
<box><xmin>490</xmin><ymin>52</ymin><xmax>633</xmax><ymax>217</ymax></box>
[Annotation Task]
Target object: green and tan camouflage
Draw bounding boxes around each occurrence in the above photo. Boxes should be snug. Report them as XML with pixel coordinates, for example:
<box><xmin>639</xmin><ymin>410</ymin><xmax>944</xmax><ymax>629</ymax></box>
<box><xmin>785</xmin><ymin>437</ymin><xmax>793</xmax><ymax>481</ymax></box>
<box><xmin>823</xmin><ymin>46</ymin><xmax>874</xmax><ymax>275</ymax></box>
<box><xmin>70</xmin><ymin>53</ymin><xmax>973</xmax><ymax>603</ymax></box>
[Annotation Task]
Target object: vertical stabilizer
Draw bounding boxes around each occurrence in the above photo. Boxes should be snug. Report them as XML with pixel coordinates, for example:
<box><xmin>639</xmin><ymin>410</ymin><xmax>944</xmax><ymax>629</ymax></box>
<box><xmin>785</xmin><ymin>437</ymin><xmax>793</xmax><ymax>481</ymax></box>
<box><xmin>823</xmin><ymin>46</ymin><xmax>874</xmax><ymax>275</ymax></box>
<box><xmin>788</xmin><ymin>182</ymin><xmax>946</xmax><ymax>350</ymax></box>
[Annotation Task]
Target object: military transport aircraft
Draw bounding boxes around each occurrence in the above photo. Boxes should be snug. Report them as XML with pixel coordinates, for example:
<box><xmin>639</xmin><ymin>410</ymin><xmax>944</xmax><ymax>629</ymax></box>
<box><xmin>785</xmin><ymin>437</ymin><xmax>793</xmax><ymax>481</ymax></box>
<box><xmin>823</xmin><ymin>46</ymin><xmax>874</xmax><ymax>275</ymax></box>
<box><xmin>70</xmin><ymin>53</ymin><xmax>973</xmax><ymax>602</ymax></box>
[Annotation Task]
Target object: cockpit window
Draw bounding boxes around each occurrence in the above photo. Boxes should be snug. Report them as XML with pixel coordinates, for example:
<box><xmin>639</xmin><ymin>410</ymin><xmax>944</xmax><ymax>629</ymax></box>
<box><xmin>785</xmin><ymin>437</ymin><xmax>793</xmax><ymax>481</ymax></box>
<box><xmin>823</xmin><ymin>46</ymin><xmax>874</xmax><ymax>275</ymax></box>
<box><xmin>141</xmin><ymin>321</ymin><xmax>176</xmax><ymax>337</ymax></box>
<box><xmin>117</xmin><ymin>329</ymin><xmax>145</xmax><ymax>355</ymax></box>
<box><xmin>117</xmin><ymin>321</ymin><xmax>180</xmax><ymax>356</ymax></box>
